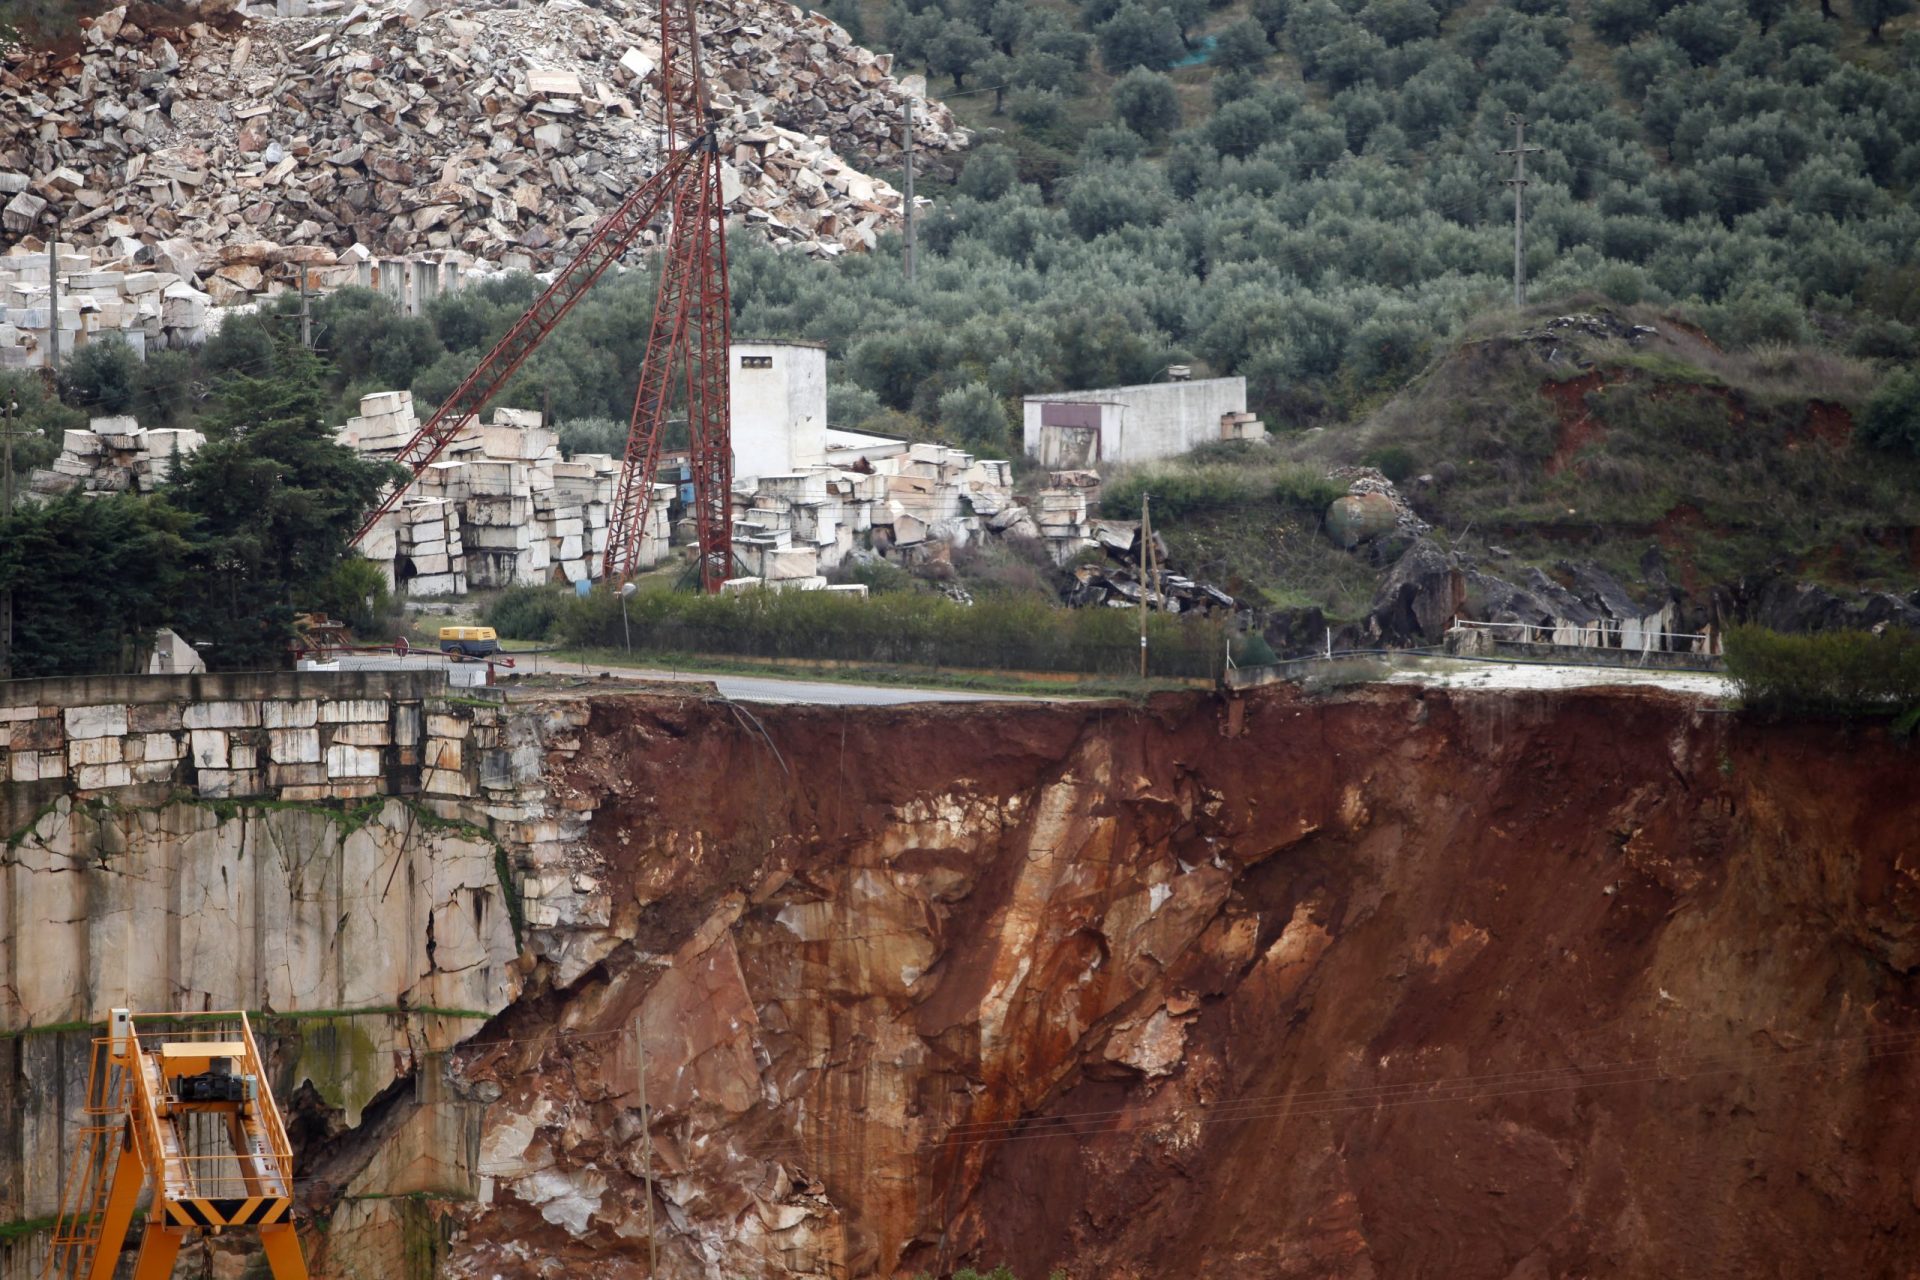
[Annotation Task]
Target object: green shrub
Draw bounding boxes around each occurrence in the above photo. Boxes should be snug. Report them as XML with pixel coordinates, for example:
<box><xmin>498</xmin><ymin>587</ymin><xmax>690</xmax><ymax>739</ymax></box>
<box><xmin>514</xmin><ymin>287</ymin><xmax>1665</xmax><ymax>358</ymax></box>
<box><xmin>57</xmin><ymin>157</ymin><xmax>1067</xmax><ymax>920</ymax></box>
<box><xmin>556</xmin><ymin>417</ymin><xmax>627</xmax><ymax>459</ymax></box>
<box><xmin>313</xmin><ymin>555</ymin><xmax>394</xmax><ymax>635</ymax></box>
<box><xmin>958</xmin><ymin>144</ymin><xmax>1021</xmax><ymax>200</ymax></box>
<box><xmin>1724</xmin><ymin>625</ymin><xmax>1920</xmax><ymax>716</ymax></box>
<box><xmin>486</xmin><ymin>584</ymin><xmax>570</xmax><ymax>640</ymax></box>
<box><xmin>554</xmin><ymin>586</ymin><xmax>1227</xmax><ymax>678</ymax></box>
<box><xmin>1102</xmin><ymin>461</ymin><xmax>1345</xmax><ymax>520</ymax></box>
<box><xmin>833</xmin><ymin>556</ymin><xmax>916</xmax><ymax>594</ymax></box>
<box><xmin>1361</xmin><ymin>445</ymin><xmax>1418</xmax><ymax>482</ymax></box>
<box><xmin>938</xmin><ymin>382</ymin><xmax>1013</xmax><ymax>455</ymax></box>
<box><xmin>1111</xmin><ymin>67</ymin><xmax>1181</xmax><ymax>137</ymax></box>
<box><xmin>1861</xmin><ymin>369</ymin><xmax>1920</xmax><ymax>457</ymax></box>
<box><xmin>59</xmin><ymin>334</ymin><xmax>143</xmax><ymax>414</ymax></box>
<box><xmin>0</xmin><ymin>371</ymin><xmax>81</xmax><ymax>474</ymax></box>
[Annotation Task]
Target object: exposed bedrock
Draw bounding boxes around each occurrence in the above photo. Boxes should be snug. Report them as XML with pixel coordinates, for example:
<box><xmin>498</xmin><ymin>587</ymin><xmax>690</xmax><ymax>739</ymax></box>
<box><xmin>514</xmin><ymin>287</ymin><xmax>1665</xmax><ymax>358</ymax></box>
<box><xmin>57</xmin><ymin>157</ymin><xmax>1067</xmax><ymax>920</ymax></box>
<box><xmin>441</xmin><ymin>686</ymin><xmax>1920</xmax><ymax>1279</ymax></box>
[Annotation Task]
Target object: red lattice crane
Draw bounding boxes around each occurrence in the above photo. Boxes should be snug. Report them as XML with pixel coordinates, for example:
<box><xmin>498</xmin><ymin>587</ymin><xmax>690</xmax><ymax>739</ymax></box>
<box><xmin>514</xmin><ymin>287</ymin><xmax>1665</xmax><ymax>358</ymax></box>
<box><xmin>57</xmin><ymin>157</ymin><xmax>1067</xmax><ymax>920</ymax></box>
<box><xmin>602</xmin><ymin>0</ymin><xmax>734</xmax><ymax>591</ymax></box>
<box><xmin>351</xmin><ymin>0</ymin><xmax>734</xmax><ymax>591</ymax></box>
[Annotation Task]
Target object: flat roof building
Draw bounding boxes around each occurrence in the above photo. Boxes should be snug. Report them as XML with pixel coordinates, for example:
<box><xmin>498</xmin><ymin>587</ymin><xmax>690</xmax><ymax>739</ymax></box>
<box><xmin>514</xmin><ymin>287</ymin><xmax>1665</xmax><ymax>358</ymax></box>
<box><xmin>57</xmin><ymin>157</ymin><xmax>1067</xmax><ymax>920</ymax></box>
<box><xmin>1022</xmin><ymin>376</ymin><xmax>1261</xmax><ymax>468</ymax></box>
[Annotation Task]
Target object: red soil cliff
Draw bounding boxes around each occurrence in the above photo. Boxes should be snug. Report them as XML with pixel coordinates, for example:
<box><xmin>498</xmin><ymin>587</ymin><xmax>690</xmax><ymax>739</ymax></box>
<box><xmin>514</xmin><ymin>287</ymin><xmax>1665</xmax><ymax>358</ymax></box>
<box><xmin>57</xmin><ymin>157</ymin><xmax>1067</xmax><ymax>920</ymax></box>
<box><xmin>427</xmin><ymin>683</ymin><xmax>1920</xmax><ymax>1279</ymax></box>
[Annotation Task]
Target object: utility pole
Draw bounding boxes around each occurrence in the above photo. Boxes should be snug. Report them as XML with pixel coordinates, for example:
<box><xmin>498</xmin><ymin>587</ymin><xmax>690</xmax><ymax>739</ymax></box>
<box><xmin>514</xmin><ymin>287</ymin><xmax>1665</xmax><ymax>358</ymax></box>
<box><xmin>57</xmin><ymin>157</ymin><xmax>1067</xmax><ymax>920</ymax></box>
<box><xmin>1</xmin><ymin>395</ymin><xmax>21</xmax><ymax>681</ymax></box>
<box><xmin>1138</xmin><ymin>493</ymin><xmax>1151</xmax><ymax>679</ymax></box>
<box><xmin>902</xmin><ymin>96</ymin><xmax>917</xmax><ymax>281</ymax></box>
<box><xmin>1499</xmin><ymin>114</ymin><xmax>1541</xmax><ymax>309</ymax></box>
<box><xmin>298</xmin><ymin>269</ymin><xmax>312</xmax><ymax>348</ymax></box>
<box><xmin>2</xmin><ymin>398</ymin><xmax>16</xmax><ymax>516</ymax></box>
<box><xmin>45</xmin><ymin>217</ymin><xmax>60</xmax><ymax>369</ymax></box>
<box><xmin>633</xmin><ymin>1015</ymin><xmax>658</xmax><ymax>1277</ymax></box>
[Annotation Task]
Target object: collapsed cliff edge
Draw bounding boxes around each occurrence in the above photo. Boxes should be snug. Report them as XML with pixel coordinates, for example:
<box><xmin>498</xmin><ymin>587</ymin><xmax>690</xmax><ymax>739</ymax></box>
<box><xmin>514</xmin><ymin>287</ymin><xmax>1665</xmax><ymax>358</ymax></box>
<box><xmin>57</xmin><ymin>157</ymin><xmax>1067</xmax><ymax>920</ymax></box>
<box><xmin>6</xmin><ymin>678</ymin><xmax>1919</xmax><ymax>1278</ymax></box>
<box><xmin>371</xmin><ymin>682</ymin><xmax>1920</xmax><ymax>1278</ymax></box>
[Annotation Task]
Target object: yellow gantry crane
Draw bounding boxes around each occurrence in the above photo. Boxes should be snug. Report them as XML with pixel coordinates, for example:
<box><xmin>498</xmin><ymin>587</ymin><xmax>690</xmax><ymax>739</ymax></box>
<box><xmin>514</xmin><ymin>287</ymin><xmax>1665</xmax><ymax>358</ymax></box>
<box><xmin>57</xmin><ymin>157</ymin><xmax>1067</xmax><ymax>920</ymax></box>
<box><xmin>42</xmin><ymin>1009</ymin><xmax>310</xmax><ymax>1280</ymax></box>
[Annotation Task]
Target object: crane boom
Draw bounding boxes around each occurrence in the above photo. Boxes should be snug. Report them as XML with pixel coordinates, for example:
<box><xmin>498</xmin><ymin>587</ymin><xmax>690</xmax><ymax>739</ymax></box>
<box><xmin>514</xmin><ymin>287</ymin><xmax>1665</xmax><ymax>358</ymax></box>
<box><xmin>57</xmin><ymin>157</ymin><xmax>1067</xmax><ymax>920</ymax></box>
<box><xmin>348</xmin><ymin>142</ymin><xmax>699</xmax><ymax>547</ymax></box>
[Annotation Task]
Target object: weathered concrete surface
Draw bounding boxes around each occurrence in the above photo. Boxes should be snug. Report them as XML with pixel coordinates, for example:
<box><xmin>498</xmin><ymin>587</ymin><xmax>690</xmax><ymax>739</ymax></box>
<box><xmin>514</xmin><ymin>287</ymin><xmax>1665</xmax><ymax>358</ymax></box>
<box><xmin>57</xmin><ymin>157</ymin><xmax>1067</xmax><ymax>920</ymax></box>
<box><xmin>434</xmin><ymin>685</ymin><xmax>1920</xmax><ymax>1279</ymax></box>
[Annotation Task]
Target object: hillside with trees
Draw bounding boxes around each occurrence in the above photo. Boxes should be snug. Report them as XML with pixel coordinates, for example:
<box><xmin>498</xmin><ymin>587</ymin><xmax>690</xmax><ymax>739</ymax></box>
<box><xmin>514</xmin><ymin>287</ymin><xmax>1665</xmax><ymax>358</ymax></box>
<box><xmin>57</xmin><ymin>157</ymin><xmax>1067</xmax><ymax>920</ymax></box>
<box><xmin>815</xmin><ymin>0</ymin><xmax>1920</xmax><ymax>425</ymax></box>
<box><xmin>311</xmin><ymin>0</ymin><xmax>1919</xmax><ymax>453</ymax></box>
<box><xmin>13</xmin><ymin>0</ymin><xmax>1920</xmax><ymax>668</ymax></box>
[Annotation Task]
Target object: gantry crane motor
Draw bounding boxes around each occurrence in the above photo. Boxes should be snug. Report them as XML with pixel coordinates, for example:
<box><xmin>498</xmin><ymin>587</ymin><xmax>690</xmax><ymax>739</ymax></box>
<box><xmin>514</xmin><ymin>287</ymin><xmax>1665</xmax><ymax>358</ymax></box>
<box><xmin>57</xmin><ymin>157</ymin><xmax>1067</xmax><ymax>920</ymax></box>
<box><xmin>41</xmin><ymin>1009</ymin><xmax>309</xmax><ymax>1280</ymax></box>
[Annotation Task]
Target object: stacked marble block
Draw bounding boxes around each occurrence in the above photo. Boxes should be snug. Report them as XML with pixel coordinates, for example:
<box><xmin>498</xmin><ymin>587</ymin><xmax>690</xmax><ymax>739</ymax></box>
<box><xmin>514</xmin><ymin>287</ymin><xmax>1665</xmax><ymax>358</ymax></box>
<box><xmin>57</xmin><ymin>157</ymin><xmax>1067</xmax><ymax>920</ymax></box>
<box><xmin>0</xmin><ymin>242</ymin><xmax>212</xmax><ymax>369</ymax></box>
<box><xmin>339</xmin><ymin>393</ymin><xmax>667</xmax><ymax>594</ymax></box>
<box><xmin>729</xmin><ymin>442</ymin><xmax>1018</xmax><ymax>586</ymax></box>
<box><xmin>2</xmin><ymin>696</ymin><xmax>421</xmax><ymax>801</ymax></box>
<box><xmin>28</xmin><ymin>416</ymin><xmax>205</xmax><ymax>497</ymax></box>
<box><xmin>400</xmin><ymin>499</ymin><xmax>469</xmax><ymax>597</ymax></box>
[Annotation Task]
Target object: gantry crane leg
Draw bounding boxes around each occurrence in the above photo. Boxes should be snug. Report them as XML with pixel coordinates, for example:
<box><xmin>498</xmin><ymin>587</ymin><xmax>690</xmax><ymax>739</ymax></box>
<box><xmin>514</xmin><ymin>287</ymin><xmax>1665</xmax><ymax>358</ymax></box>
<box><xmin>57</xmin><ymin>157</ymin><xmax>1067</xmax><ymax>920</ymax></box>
<box><xmin>85</xmin><ymin>1128</ymin><xmax>146</xmax><ymax>1280</ymax></box>
<box><xmin>42</xmin><ymin>1010</ymin><xmax>312</xmax><ymax>1280</ymax></box>
<box><xmin>129</xmin><ymin>1225</ymin><xmax>185</xmax><ymax>1280</ymax></box>
<box><xmin>259</xmin><ymin>1224</ymin><xmax>310</xmax><ymax>1279</ymax></box>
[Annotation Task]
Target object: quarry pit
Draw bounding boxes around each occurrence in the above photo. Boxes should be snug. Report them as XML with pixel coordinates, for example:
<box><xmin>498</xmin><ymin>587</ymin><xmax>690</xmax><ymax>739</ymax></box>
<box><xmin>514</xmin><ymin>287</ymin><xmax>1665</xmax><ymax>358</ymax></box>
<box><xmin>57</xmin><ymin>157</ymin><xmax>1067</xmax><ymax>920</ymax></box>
<box><xmin>3</xmin><ymin>673</ymin><xmax>1917</xmax><ymax>1279</ymax></box>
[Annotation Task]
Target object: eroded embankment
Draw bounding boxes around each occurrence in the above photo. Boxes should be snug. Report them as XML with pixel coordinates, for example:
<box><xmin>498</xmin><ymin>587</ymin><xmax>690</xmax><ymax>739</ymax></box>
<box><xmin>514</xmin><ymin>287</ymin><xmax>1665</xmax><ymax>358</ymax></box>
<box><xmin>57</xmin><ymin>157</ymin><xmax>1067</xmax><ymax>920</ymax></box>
<box><xmin>438</xmin><ymin>683</ymin><xmax>1920</xmax><ymax>1280</ymax></box>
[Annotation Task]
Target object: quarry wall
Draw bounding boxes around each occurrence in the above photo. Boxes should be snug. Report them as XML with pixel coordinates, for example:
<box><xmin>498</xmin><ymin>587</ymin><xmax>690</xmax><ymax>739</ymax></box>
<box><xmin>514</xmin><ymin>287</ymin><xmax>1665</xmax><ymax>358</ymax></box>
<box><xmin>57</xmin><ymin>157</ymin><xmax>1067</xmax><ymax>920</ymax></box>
<box><xmin>3</xmin><ymin>678</ymin><xmax>1918</xmax><ymax>1280</ymax></box>
<box><xmin>0</xmin><ymin>672</ymin><xmax>597</xmax><ymax>1279</ymax></box>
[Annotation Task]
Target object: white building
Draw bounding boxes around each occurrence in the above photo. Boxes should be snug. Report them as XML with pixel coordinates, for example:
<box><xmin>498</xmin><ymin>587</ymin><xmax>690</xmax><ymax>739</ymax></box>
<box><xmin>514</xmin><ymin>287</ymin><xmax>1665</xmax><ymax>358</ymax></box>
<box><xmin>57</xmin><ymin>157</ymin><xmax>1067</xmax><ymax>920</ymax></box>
<box><xmin>1021</xmin><ymin>376</ymin><xmax>1262</xmax><ymax>468</ymax></box>
<box><xmin>731</xmin><ymin>339</ymin><xmax>829</xmax><ymax>479</ymax></box>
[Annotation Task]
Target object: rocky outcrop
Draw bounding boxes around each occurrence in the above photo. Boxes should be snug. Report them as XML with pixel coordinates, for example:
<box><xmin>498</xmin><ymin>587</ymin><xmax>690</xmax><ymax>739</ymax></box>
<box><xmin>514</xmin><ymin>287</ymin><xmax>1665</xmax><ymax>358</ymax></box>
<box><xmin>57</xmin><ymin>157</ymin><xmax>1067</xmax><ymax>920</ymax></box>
<box><xmin>1365</xmin><ymin>537</ymin><xmax>1464</xmax><ymax>644</ymax></box>
<box><xmin>1716</xmin><ymin>570</ymin><xmax>1920</xmax><ymax>635</ymax></box>
<box><xmin>1365</xmin><ymin>539</ymin><xmax>1693</xmax><ymax>651</ymax></box>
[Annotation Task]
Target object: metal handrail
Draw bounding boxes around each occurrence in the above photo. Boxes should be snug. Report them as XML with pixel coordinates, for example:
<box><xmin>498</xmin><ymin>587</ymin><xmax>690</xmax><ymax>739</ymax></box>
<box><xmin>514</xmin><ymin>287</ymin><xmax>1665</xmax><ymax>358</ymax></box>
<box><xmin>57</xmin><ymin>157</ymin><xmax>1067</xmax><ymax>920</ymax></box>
<box><xmin>240</xmin><ymin>1013</ymin><xmax>298</xmax><ymax>1183</ymax></box>
<box><xmin>1448</xmin><ymin>619</ymin><xmax>1716</xmax><ymax>645</ymax></box>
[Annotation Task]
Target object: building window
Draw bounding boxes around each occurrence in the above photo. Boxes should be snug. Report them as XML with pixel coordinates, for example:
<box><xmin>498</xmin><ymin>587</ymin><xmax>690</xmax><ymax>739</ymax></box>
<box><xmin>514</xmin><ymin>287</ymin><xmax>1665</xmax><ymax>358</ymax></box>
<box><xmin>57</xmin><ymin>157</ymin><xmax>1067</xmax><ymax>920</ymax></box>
<box><xmin>741</xmin><ymin>355</ymin><xmax>773</xmax><ymax>369</ymax></box>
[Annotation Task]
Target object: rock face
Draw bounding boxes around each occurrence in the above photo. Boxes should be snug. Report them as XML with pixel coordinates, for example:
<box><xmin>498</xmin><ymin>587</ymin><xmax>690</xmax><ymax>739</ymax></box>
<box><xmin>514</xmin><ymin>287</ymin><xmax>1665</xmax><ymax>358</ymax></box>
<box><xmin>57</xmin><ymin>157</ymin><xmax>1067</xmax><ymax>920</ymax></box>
<box><xmin>0</xmin><ymin>0</ymin><xmax>965</xmax><ymax>267</ymax></box>
<box><xmin>435</xmin><ymin>686</ymin><xmax>1920</xmax><ymax>1278</ymax></box>
<box><xmin>1365</xmin><ymin>540</ymin><xmax>1694</xmax><ymax>652</ymax></box>
<box><xmin>8</xmin><ymin>683</ymin><xmax>1920</xmax><ymax>1279</ymax></box>
<box><xmin>1716</xmin><ymin>570</ymin><xmax>1920</xmax><ymax>636</ymax></box>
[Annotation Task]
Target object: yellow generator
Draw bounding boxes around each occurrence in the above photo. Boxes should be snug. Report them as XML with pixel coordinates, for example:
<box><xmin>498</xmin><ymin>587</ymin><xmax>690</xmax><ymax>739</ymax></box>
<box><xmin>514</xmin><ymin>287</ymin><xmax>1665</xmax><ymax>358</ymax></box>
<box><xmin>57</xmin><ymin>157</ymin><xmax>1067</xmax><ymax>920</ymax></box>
<box><xmin>42</xmin><ymin>1009</ymin><xmax>310</xmax><ymax>1280</ymax></box>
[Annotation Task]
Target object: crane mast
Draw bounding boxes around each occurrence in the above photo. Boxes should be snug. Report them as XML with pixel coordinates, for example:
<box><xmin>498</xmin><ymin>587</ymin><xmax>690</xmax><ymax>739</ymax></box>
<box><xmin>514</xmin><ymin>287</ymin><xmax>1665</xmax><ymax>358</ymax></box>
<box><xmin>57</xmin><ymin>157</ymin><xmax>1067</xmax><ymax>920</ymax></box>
<box><xmin>604</xmin><ymin>0</ymin><xmax>735</xmax><ymax>591</ymax></box>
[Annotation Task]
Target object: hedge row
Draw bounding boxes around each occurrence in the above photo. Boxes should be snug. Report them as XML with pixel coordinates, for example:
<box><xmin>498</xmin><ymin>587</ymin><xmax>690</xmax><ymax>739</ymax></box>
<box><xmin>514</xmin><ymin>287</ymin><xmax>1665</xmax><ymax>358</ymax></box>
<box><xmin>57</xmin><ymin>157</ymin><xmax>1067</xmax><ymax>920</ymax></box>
<box><xmin>547</xmin><ymin>586</ymin><xmax>1229</xmax><ymax>679</ymax></box>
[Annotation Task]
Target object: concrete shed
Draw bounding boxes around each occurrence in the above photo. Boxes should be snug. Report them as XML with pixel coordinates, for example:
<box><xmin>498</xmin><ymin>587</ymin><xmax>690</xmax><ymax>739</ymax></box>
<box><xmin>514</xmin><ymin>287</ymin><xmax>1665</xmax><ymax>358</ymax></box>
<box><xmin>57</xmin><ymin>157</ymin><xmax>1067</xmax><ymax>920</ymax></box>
<box><xmin>1021</xmin><ymin>377</ymin><xmax>1260</xmax><ymax>467</ymax></box>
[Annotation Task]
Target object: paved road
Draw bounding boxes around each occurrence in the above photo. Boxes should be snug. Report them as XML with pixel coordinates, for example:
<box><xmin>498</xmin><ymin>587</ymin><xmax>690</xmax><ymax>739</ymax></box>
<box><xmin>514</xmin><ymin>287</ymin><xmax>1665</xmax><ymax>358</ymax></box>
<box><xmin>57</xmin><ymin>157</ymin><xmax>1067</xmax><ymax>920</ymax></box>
<box><xmin>330</xmin><ymin>651</ymin><xmax>1732</xmax><ymax>704</ymax></box>
<box><xmin>603</xmin><ymin>666</ymin><xmax>1058</xmax><ymax>705</ymax></box>
<box><xmin>326</xmin><ymin>653</ymin><xmax>1059</xmax><ymax>705</ymax></box>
